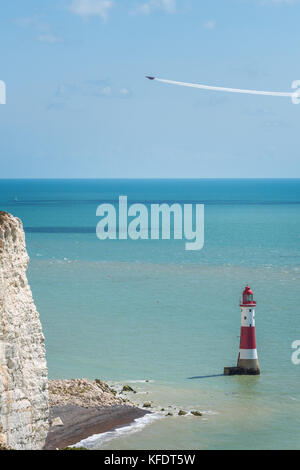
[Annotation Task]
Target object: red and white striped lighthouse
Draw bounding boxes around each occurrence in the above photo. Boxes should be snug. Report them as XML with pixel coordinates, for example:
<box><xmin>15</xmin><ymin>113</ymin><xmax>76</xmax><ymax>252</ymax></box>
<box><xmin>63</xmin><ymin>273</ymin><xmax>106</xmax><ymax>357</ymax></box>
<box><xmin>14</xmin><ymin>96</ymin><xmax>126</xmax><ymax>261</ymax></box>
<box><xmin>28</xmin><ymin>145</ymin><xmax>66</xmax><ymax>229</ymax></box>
<box><xmin>224</xmin><ymin>285</ymin><xmax>260</xmax><ymax>375</ymax></box>
<box><xmin>237</xmin><ymin>286</ymin><xmax>260</xmax><ymax>374</ymax></box>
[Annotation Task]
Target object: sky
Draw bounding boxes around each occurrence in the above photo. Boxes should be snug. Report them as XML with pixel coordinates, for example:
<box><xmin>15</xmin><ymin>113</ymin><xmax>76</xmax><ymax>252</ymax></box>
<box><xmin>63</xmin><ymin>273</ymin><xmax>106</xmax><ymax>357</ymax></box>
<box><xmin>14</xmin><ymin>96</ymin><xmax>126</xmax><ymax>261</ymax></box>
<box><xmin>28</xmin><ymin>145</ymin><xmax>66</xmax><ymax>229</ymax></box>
<box><xmin>0</xmin><ymin>0</ymin><xmax>300</xmax><ymax>178</ymax></box>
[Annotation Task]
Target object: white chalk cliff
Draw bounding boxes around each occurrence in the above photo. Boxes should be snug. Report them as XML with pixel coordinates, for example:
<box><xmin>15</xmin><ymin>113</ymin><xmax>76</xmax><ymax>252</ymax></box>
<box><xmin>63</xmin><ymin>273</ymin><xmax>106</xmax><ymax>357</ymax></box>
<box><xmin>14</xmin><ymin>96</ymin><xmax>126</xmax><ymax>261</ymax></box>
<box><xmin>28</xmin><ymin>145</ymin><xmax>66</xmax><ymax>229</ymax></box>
<box><xmin>0</xmin><ymin>212</ymin><xmax>49</xmax><ymax>450</ymax></box>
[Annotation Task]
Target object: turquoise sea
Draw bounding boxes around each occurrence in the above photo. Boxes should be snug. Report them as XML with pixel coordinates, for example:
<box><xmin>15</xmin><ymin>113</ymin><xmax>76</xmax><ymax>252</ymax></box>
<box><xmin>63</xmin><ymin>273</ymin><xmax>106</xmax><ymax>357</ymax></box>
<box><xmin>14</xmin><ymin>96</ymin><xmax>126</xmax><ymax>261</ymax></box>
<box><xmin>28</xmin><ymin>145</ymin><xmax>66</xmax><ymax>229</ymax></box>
<box><xmin>1</xmin><ymin>179</ymin><xmax>300</xmax><ymax>450</ymax></box>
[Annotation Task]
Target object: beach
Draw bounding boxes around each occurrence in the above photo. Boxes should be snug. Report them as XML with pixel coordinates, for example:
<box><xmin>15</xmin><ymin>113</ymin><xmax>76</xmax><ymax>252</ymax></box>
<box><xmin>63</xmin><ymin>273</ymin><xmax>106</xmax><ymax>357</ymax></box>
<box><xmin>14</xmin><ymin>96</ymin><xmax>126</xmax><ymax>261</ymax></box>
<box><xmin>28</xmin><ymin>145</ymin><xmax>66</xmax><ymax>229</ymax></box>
<box><xmin>44</xmin><ymin>379</ymin><xmax>150</xmax><ymax>450</ymax></box>
<box><xmin>45</xmin><ymin>404</ymin><xmax>149</xmax><ymax>450</ymax></box>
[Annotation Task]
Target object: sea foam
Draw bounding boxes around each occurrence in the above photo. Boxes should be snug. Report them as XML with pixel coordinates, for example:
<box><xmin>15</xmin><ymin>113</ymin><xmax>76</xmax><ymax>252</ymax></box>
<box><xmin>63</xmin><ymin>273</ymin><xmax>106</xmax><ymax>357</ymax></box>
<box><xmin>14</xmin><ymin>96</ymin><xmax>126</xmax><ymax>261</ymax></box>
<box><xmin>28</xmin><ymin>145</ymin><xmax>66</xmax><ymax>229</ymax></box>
<box><xmin>72</xmin><ymin>413</ymin><xmax>163</xmax><ymax>449</ymax></box>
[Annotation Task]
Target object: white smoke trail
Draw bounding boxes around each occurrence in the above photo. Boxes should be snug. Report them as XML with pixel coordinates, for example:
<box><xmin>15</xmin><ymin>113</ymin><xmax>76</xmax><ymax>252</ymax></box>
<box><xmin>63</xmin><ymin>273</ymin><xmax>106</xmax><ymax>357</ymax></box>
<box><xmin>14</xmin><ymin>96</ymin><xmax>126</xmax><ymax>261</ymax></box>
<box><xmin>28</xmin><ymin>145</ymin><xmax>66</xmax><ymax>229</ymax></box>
<box><xmin>153</xmin><ymin>77</ymin><xmax>294</xmax><ymax>99</ymax></box>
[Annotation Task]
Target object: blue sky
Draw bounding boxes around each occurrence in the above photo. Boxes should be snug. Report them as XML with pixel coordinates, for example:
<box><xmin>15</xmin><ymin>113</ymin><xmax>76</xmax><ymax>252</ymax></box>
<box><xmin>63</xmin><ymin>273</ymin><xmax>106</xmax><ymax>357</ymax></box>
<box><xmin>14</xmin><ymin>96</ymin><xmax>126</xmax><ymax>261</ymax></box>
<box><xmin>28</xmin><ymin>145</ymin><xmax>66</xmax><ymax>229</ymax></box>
<box><xmin>0</xmin><ymin>0</ymin><xmax>300</xmax><ymax>178</ymax></box>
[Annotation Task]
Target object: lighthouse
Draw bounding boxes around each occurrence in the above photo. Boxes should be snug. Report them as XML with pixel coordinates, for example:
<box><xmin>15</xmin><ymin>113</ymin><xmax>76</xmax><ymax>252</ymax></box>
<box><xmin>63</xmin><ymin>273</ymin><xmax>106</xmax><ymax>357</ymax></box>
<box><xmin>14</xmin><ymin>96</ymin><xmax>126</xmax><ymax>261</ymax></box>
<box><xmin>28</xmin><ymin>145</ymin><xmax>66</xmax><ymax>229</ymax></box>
<box><xmin>224</xmin><ymin>286</ymin><xmax>260</xmax><ymax>375</ymax></box>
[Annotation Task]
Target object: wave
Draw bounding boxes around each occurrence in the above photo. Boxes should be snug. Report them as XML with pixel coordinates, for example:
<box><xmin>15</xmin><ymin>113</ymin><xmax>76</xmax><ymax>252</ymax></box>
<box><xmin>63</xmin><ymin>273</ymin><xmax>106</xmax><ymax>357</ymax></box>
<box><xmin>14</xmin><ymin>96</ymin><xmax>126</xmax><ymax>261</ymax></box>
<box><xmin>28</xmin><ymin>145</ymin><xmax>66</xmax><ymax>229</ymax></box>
<box><xmin>72</xmin><ymin>412</ymin><xmax>163</xmax><ymax>450</ymax></box>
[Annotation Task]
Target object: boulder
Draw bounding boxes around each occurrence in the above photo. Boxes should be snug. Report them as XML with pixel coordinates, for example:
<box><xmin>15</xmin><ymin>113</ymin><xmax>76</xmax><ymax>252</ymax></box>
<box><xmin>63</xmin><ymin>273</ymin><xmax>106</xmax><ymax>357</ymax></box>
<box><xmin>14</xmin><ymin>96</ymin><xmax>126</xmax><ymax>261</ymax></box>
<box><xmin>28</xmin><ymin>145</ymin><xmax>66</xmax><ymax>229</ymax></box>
<box><xmin>51</xmin><ymin>417</ymin><xmax>64</xmax><ymax>427</ymax></box>
<box><xmin>191</xmin><ymin>411</ymin><xmax>202</xmax><ymax>417</ymax></box>
<box><xmin>122</xmin><ymin>385</ymin><xmax>135</xmax><ymax>393</ymax></box>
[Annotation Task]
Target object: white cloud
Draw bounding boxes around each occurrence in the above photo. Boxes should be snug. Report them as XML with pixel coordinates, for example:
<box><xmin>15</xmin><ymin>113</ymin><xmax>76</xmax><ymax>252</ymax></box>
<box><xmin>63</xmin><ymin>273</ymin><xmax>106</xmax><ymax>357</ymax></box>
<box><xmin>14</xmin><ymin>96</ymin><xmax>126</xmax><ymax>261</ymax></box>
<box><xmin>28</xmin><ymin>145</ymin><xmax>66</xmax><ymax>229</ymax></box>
<box><xmin>69</xmin><ymin>0</ymin><xmax>114</xmax><ymax>20</ymax></box>
<box><xmin>38</xmin><ymin>33</ymin><xmax>62</xmax><ymax>44</ymax></box>
<box><xmin>120</xmin><ymin>87</ymin><xmax>130</xmax><ymax>96</ymax></box>
<box><xmin>48</xmin><ymin>81</ymin><xmax>132</xmax><ymax>110</ymax></box>
<box><xmin>259</xmin><ymin>0</ymin><xmax>297</xmax><ymax>4</ymax></box>
<box><xmin>15</xmin><ymin>17</ymin><xmax>37</xmax><ymax>27</ymax></box>
<box><xmin>100</xmin><ymin>85</ymin><xmax>132</xmax><ymax>98</ymax></box>
<box><xmin>136</xmin><ymin>0</ymin><xmax>176</xmax><ymax>15</ymax></box>
<box><xmin>16</xmin><ymin>16</ymin><xmax>62</xmax><ymax>44</ymax></box>
<box><xmin>100</xmin><ymin>86</ymin><xmax>112</xmax><ymax>96</ymax></box>
<box><xmin>203</xmin><ymin>20</ymin><xmax>216</xmax><ymax>30</ymax></box>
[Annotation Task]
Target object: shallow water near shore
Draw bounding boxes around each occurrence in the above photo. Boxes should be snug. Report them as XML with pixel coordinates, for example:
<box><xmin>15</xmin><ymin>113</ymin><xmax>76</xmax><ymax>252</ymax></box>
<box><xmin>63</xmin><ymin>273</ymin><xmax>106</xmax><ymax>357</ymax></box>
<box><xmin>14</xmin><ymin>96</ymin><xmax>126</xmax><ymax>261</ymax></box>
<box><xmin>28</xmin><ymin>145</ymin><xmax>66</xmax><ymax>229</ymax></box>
<box><xmin>1</xmin><ymin>179</ymin><xmax>300</xmax><ymax>449</ymax></box>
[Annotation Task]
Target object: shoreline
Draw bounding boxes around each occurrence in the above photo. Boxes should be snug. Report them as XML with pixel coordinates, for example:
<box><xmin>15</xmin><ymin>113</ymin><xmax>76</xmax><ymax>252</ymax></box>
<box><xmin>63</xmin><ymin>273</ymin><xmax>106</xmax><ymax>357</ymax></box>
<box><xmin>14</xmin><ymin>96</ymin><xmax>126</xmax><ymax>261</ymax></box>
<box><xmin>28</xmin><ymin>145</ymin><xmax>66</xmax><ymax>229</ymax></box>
<box><xmin>45</xmin><ymin>379</ymin><xmax>151</xmax><ymax>450</ymax></box>
<box><xmin>44</xmin><ymin>404</ymin><xmax>150</xmax><ymax>450</ymax></box>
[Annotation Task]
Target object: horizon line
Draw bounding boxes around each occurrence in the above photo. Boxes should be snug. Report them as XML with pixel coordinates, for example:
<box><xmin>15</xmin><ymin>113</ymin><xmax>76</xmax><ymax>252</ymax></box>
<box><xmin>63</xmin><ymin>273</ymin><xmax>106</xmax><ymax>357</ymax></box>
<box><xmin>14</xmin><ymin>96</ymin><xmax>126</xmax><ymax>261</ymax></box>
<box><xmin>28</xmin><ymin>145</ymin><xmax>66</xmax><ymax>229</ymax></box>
<box><xmin>1</xmin><ymin>177</ymin><xmax>300</xmax><ymax>181</ymax></box>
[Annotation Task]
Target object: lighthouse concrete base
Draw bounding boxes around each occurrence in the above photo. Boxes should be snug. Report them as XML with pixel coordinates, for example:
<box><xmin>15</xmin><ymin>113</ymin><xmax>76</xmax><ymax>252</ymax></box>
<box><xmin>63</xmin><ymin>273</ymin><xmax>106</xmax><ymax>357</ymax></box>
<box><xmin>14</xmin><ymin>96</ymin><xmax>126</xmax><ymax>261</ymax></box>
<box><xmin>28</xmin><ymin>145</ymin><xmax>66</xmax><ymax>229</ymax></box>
<box><xmin>224</xmin><ymin>366</ymin><xmax>260</xmax><ymax>376</ymax></box>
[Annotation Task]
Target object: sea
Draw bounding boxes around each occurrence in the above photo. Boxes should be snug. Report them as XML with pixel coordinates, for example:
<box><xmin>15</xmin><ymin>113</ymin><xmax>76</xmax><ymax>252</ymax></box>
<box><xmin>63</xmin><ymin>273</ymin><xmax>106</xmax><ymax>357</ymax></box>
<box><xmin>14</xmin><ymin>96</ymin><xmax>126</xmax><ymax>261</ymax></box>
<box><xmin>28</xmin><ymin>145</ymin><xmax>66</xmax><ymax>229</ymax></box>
<box><xmin>1</xmin><ymin>178</ymin><xmax>300</xmax><ymax>450</ymax></box>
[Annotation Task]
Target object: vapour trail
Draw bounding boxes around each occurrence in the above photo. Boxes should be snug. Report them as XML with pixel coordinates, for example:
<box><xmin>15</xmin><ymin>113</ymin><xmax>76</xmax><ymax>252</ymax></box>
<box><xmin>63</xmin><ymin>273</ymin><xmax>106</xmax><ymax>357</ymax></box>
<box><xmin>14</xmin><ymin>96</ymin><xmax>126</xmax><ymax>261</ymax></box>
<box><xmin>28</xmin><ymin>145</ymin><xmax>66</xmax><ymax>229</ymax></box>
<box><xmin>146</xmin><ymin>76</ymin><xmax>294</xmax><ymax>99</ymax></box>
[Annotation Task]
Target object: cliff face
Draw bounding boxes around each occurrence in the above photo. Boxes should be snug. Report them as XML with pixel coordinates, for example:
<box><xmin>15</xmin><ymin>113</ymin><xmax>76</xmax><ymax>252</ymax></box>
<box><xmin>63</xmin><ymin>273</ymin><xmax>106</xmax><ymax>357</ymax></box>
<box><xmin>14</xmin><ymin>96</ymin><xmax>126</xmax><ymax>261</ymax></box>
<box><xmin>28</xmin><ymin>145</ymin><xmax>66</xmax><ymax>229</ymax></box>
<box><xmin>0</xmin><ymin>212</ymin><xmax>49</xmax><ymax>450</ymax></box>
